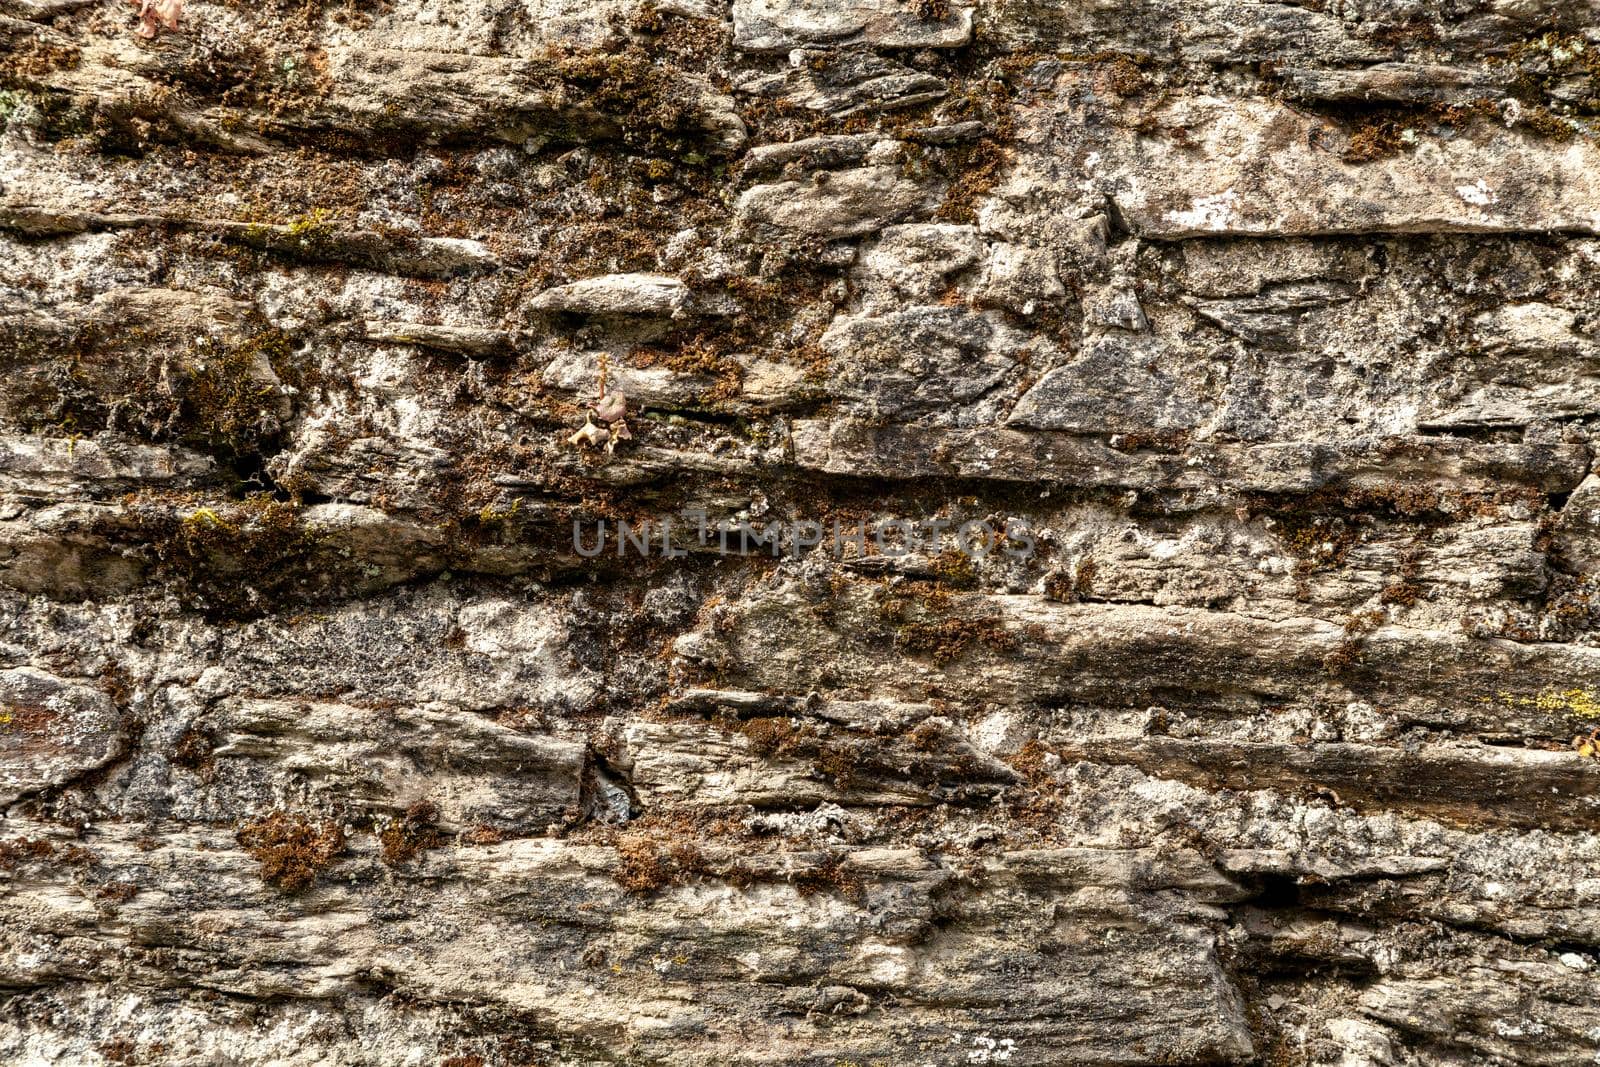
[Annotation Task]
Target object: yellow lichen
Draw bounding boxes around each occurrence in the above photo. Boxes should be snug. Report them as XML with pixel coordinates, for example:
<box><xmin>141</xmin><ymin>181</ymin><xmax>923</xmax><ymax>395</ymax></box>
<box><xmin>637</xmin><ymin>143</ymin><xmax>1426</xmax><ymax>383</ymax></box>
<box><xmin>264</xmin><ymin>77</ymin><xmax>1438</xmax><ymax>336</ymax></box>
<box><xmin>477</xmin><ymin>498</ymin><xmax>522</xmax><ymax>525</ymax></box>
<box><xmin>182</xmin><ymin>506</ymin><xmax>234</xmax><ymax>532</ymax></box>
<box><xmin>285</xmin><ymin>207</ymin><xmax>333</xmax><ymax>238</ymax></box>
<box><xmin>1501</xmin><ymin>688</ymin><xmax>1600</xmax><ymax>720</ymax></box>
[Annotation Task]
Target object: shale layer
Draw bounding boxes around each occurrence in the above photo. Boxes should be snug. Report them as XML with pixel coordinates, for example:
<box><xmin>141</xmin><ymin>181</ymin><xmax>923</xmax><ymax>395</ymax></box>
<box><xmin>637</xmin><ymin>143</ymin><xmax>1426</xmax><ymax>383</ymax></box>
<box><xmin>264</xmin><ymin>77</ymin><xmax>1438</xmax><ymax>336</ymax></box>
<box><xmin>3</xmin><ymin>0</ymin><xmax>1600</xmax><ymax>1063</ymax></box>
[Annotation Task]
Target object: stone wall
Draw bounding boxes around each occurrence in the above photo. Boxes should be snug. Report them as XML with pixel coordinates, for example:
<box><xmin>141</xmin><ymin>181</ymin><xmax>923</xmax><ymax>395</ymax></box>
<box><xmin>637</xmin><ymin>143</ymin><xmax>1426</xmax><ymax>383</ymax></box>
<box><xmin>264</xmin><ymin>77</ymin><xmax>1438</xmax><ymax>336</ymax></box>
<box><xmin>2</xmin><ymin>0</ymin><xmax>1600</xmax><ymax>1062</ymax></box>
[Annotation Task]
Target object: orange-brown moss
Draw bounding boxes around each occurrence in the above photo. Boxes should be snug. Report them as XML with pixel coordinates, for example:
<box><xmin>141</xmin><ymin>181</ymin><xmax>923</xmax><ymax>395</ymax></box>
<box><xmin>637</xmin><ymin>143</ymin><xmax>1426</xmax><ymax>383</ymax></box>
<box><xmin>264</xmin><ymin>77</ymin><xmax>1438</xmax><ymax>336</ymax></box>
<box><xmin>613</xmin><ymin>831</ymin><xmax>710</xmax><ymax>893</ymax></box>
<box><xmin>237</xmin><ymin>810</ymin><xmax>346</xmax><ymax>892</ymax></box>
<box><xmin>378</xmin><ymin>800</ymin><xmax>443</xmax><ymax>866</ymax></box>
<box><xmin>0</xmin><ymin>836</ymin><xmax>58</xmax><ymax>870</ymax></box>
<box><xmin>900</xmin><ymin>616</ymin><xmax>1017</xmax><ymax>665</ymax></box>
<box><xmin>934</xmin><ymin>70</ymin><xmax>1018</xmax><ymax>223</ymax></box>
<box><xmin>1336</xmin><ymin>99</ymin><xmax>1502</xmax><ymax>163</ymax></box>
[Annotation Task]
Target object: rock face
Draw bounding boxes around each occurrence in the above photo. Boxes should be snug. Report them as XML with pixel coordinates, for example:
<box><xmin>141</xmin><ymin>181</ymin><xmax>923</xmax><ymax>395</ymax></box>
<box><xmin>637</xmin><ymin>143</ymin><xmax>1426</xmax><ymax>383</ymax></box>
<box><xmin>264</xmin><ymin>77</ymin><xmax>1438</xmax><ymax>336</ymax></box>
<box><xmin>1</xmin><ymin>0</ymin><xmax>1599</xmax><ymax>1065</ymax></box>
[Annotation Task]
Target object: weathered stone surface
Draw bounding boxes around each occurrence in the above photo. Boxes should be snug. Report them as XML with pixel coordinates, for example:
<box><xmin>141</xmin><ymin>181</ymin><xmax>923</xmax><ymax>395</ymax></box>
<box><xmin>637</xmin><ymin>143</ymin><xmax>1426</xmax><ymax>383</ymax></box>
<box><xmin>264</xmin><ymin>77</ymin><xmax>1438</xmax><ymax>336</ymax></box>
<box><xmin>205</xmin><ymin>697</ymin><xmax>585</xmax><ymax>831</ymax></box>
<box><xmin>857</xmin><ymin>222</ymin><xmax>984</xmax><ymax>299</ymax></box>
<box><xmin>780</xmin><ymin>49</ymin><xmax>948</xmax><ymax>117</ymax></box>
<box><xmin>1279</xmin><ymin>62</ymin><xmax>1510</xmax><ymax>106</ymax></box>
<box><xmin>360</xmin><ymin>320</ymin><xmax>520</xmax><ymax>355</ymax></box>
<box><xmin>736</xmin><ymin>164</ymin><xmax>942</xmax><ymax>238</ymax></box>
<box><xmin>1095</xmin><ymin>96</ymin><xmax>1600</xmax><ymax>237</ymax></box>
<box><xmin>1556</xmin><ymin>474</ymin><xmax>1600</xmax><ymax>573</ymax></box>
<box><xmin>525</xmin><ymin>273</ymin><xmax>691</xmax><ymax>317</ymax></box>
<box><xmin>319</xmin><ymin>0</ymin><xmax>721</xmax><ymax>55</ymax></box>
<box><xmin>0</xmin><ymin>668</ymin><xmax>124</xmax><ymax>806</ymax></box>
<box><xmin>1007</xmin><ymin>335</ymin><xmax>1210</xmax><ymax>432</ymax></box>
<box><xmin>733</xmin><ymin>0</ymin><xmax>974</xmax><ymax>51</ymax></box>
<box><xmin>3</xmin><ymin>0</ymin><xmax>1600</xmax><ymax>1063</ymax></box>
<box><xmin>0</xmin><ymin>201</ymin><xmax>501</xmax><ymax>275</ymax></box>
<box><xmin>0</xmin><ymin>437</ymin><xmax>215</xmax><ymax>497</ymax></box>
<box><xmin>821</xmin><ymin>306</ymin><xmax>1024</xmax><ymax>418</ymax></box>
<box><xmin>790</xmin><ymin>420</ymin><xmax>1590</xmax><ymax>494</ymax></box>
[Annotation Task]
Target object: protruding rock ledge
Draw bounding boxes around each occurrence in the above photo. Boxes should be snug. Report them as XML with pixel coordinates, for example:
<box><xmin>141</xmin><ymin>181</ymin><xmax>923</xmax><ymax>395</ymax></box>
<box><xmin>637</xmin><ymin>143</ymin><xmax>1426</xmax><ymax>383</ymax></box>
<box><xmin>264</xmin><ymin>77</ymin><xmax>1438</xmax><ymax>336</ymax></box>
<box><xmin>1055</xmin><ymin>736</ymin><xmax>1600</xmax><ymax>832</ymax></box>
<box><xmin>0</xmin><ymin>823</ymin><xmax>1257</xmax><ymax>1065</ymax></box>
<box><xmin>736</xmin><ymin>165</ymin><xmax>943</xmax><ymax>238</ymax></box>
<box><xmin>0</xmin><ymin>204</ymin><xmax>500</xmax><ymax>276</ymax></box>
<box><xmin>789</xmin><ymin>420</ymin><xmax>1591</xmax><ymax>496</ymax></box>
<box><xmin>207</xmin><ymin>697</ymin><xmax>585</xmax><ymax>833</ymax></box>
<box><xmin>732</xmin><ymin>0</ymin><xmax>974</xmax><ymax>52</ymax></box>
<box><xmin>359</xmin><ymin>322</ymin><xmax>521</xmax><ymax>356</ymax></box>
<box><xmin>677</xmin><ymin>586</ymin><xmax>1600</xmax><ymax>743</ymax></box>
<box><xmin>0</xmin><ymin>436</ymin><xmax>215</xmax><ymax>497</ymax></box>
<box><xmin>525</xmin><ymin>273</ymin><xmax>692</xmax><ymax>318</ymax></box>
<box><xmin>1095</xmin><ymin>96</ymin><xmax>1600</xmax><ymax>238</ymax></box>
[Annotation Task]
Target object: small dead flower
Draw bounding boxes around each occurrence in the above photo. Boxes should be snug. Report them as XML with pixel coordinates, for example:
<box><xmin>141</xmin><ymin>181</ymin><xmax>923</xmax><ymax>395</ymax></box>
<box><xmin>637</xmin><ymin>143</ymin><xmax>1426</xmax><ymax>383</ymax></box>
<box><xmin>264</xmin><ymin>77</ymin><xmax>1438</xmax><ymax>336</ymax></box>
<box><xmin>606</xmin><ymin>419</ymin><xmax>632</xmax><ymax>454</ymax></box>
<box><xmin>594</xmin><ymin>391</ymin><xmax>627</xmax><ymax>423</ymax></box>
<box><xmin>567</xmin><ymin>415</ymin><xmax>610</xmax><ymax>449</ymax></box>
<box><xmin>568</xmin><ymin>390</ymin><xmax>631</xmax><ymax>452</ymax></box>
<box><xmin>130</xmin><ymin>0</ymin><xmax>181</xmax><ymax>39</ymax></box>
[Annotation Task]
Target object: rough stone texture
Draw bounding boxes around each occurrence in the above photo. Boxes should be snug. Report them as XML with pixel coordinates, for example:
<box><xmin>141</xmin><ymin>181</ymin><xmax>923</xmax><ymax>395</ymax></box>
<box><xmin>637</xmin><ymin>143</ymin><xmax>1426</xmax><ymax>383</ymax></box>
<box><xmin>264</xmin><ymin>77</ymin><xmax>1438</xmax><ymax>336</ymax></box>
<box><xmin>1</xmin><ymin>0</ymin><xmax>1599</xmax><ymax>1065</ymax></box>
